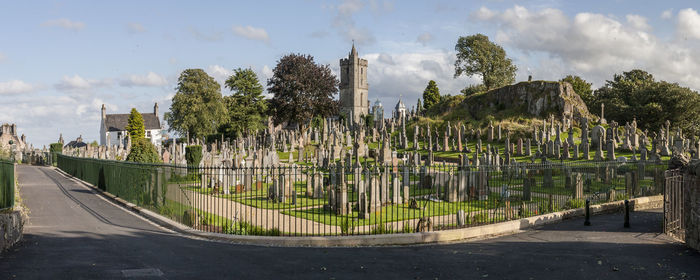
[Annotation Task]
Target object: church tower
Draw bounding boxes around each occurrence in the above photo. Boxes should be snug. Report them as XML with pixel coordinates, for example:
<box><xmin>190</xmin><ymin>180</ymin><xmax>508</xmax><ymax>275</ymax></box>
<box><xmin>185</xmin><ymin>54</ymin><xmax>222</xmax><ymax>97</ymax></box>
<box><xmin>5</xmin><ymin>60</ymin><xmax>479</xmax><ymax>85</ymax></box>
<box><xmin>339</xmin><ymin>43</ymin><xmax>369</xmax><ymax>126</ymax></box>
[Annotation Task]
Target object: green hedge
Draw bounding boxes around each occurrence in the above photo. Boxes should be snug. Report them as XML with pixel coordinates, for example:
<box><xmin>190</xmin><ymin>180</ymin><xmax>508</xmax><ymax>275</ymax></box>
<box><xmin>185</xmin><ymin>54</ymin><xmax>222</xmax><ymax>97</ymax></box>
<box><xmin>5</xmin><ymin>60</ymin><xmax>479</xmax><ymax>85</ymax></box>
<box><xmin>185</xmin><ymin>145</ymin><xmax>202</xmax><ymax>167</ymax></box>
<box><xmin>0</xmin><ymin>159</ymin><xmax>14</xmax><ymax>210</ymax></box>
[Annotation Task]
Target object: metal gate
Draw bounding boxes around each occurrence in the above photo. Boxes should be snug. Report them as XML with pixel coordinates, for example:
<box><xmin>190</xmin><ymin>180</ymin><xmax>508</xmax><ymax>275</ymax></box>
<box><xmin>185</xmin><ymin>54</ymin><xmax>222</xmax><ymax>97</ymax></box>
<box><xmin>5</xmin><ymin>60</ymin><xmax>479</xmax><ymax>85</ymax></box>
<box><xmin>664</xmin><ymin>169</ymin><xmax>685</xmax><ymax>241</ymax></box>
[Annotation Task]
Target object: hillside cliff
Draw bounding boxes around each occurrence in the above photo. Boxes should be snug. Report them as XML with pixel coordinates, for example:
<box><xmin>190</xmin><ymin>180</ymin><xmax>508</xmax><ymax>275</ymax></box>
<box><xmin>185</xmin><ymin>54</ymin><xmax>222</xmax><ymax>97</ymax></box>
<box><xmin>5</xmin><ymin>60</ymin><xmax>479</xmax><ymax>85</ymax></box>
<box><xmin>465</xmin><ymin>81</ymin><xmax>592</xmax><ymax>122</ymax></box>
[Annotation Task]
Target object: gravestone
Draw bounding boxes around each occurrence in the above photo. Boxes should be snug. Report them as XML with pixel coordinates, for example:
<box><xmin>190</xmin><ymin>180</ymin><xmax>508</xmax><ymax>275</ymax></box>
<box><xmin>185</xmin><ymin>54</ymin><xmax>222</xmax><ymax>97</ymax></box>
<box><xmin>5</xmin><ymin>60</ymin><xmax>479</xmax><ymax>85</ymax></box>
<box><xmin>573</xmin><ymin>173</ymin><xmax>583</xmax><ymax>199</ymax></box>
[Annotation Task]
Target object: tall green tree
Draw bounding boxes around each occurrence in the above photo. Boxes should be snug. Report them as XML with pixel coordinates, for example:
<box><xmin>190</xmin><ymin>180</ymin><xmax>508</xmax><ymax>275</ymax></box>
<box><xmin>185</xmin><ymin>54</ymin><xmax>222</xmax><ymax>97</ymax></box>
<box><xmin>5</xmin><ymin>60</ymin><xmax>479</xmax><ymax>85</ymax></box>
<box><xmin>560</xmin><ymin>75</ymin><xmax>593</xmax><ymax>105</ymax></box>
<box><xmin>422</xmin><ymin>80</ymin><xmax>440</xmax><ymax>110</ymax></box>
<box><xmin>166</xmin><ymin>69</ymin><xmax>226</xmax><ymax>140</ymax></box>
<box><xmin>125</xmin><ymin>108</ymin><xmax>145</xmax><ymax>140</ymax></box>
<box><xmin>267</xmin><ymin>53</ymin><xmax>339</xmax><ymax>132</ymax></box>
<box><xmin>454</xmin><ymin>34</ymin><xmax>517</xmax><ymax>90</ymax></box>
<box><xmin>592</xmin><ymin>69</ymin><xmax>700</xmax><ymax>134</ymax></box>
<box><xmin>219</xmin><ymin>68</ymin><xmax>268</xmax><ymax>138</ymax></box>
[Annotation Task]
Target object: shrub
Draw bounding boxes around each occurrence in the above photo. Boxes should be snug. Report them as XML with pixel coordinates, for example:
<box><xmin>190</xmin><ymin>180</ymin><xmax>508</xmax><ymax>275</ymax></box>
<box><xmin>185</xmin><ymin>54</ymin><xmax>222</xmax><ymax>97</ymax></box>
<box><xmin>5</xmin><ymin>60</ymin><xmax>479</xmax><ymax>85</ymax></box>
<box><xmin>185</xmin><ymin>145</ymin><xmax>203</xmax><ymax>167</ymax></box>
<box><xmin>615</xmin><ymin>193</ymin><xmax>629</xmax><ymax>201</ymax></box>
<box><xmin>472</xmin><ymin>213</ymin><xmax>489</xmax><ymax>224</ymax></box>
<box><xmin>182</xmin><ymin>209</ymin><xmax>197</xmax><ymax>227</ymax></box>
<box><xmin>370</xmin><ymin>223</ymin><xmax>393</xmax><ymax>234</ymax></box>
<box><xmin>565</xmin><ymin>198</ymin><xmax>586</xmax><ymax>209</ymax></box>
<box><xmin>49</xmin><ymin>142</ymin><xmax>63</xmax><ymax>165</ymax></box>
<box><xmin>126</xmin><ymin>138</ymin><xmax>161</xmax><ymax>163</ymax></box>
<box><xmin>340</xmin><ymin>218</ymin><xmax>356</xmax><ymax>235</ymax></box>
<box><xmin>461</xmin><ymin>84</ymin><xmax>487</xmax><ymax>96</ymax></box>
<box><xmin>402</xmin><ymin>222</ymin><xmax>414</xmax><ymax>233</ymax></box>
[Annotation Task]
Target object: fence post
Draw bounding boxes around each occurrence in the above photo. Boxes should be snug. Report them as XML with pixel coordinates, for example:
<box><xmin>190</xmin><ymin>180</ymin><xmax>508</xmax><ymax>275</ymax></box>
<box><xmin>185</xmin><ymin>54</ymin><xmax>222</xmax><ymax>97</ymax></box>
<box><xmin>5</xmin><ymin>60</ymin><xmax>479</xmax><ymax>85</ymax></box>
<box><xmin>584</xmin><ymin>199</ymin><xmax>591</xmax><ymax>226</ymax></box>
<box><xmin>624</xmin><ymin>199</ymin><xmax>630</xmax><ymax>228</ymax></box>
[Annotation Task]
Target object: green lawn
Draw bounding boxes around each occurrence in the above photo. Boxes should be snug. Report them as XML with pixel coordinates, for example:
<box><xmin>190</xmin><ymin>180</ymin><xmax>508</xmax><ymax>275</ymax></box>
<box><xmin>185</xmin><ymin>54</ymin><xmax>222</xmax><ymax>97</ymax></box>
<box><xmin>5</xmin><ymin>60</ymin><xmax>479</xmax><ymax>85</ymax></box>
<box><xmin>282</xmin><ymin>194</ymin><xmax>516</xmax><ymax>227</ymax></box>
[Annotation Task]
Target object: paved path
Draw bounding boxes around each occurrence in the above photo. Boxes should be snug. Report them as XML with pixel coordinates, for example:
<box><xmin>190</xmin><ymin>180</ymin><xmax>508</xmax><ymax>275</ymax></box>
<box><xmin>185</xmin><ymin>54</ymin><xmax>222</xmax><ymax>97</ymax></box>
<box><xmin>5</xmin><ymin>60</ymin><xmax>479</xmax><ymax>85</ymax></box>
<box><xmin>1</xmin><ymin>165</ymin><xmax>699</xmax><ymax>280</ymax></box>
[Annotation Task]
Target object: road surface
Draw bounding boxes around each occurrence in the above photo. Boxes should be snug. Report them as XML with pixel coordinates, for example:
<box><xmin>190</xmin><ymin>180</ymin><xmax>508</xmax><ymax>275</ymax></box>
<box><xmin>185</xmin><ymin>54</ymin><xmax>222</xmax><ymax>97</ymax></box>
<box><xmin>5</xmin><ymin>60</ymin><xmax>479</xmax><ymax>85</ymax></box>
<box><xmin>1</xmin><ymin>165</ymin><xmax>698</xmax><ymax>279</ymax></box>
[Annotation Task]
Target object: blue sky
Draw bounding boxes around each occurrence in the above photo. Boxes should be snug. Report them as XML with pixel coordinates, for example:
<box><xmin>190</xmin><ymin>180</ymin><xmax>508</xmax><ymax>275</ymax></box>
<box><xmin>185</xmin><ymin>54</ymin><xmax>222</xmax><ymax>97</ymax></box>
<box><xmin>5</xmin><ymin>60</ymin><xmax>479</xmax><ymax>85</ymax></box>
<box><xmin>1</xmin><ymin>0</ymin><xmax>700</xmax><ymax>147</ymax></box>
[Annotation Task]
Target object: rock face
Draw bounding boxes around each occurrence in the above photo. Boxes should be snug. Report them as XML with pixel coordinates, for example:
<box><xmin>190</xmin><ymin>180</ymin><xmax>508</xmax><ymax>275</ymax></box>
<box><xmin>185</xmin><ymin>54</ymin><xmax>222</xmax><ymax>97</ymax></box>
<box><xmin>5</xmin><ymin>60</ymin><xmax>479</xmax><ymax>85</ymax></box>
<box><xmin>467</xmin><ymin>81</ymin><xmax>592</xmax><ymax>122</ymax></box>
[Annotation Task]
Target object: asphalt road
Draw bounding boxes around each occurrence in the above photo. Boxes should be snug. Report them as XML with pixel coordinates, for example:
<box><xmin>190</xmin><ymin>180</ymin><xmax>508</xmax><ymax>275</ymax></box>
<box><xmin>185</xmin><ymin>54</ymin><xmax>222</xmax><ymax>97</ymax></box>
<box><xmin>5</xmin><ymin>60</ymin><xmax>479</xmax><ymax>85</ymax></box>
<box><xmin>1</xmin><ymin>165</ymin><xmax>698</xmax><ymax>280</ymax></box>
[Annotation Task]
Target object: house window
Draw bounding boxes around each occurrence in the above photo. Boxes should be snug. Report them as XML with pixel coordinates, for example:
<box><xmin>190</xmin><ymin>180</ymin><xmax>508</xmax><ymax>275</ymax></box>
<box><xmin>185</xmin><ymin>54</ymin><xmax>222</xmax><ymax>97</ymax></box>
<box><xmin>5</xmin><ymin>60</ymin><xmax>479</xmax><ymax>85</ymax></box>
<box><xmin>147</xmin><ymin>131</ymin><xmax>152</xmax><ymax>138</ymax></box>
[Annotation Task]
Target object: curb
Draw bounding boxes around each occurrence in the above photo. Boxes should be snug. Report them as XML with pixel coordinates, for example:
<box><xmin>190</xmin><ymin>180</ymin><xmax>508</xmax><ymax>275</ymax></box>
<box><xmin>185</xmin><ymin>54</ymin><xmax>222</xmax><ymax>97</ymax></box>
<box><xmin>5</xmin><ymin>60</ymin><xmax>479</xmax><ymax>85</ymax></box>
<box><xmin>52</xmin><ymin>167</ymin><xmax>663</xmax><ymax>247</ymax></box>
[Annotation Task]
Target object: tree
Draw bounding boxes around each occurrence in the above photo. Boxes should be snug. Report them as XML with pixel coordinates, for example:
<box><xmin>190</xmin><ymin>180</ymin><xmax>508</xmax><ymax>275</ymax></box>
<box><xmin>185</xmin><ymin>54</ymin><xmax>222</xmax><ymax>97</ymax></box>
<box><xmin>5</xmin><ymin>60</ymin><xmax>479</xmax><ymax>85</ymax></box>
<box><xmin>592</xmin><ymin>69</ymin><xmax>700</xmax><ymax>135</ymax></box>
<box><xmin>454</xmin><ymin>34</ymin><xmax>517</xmax><ymax>90</ymax></box>
<box><xmin>422</xmin><ymin>80</ymin><xmax>440</xmax><ymax>110</ymax></box>
<box><xmin>166</xmin><ymin>69</ymin><xmax>226</xmax><ymax>140</ymax></box>
<box><xmin>126</xmin><ymin>108</ymin><xmax>145</xmax><ymax>140</ymax></box>
<box><xmin>461</xmin><ymin>84</ymin><xmax>486</xmax><ymax>96</ymax></box>
<box><xmin>363</xmin><ymin>113</ymin><xmax>374</xmax><ymax>130</ymax></box>
<box><xmin>220</xmin><ymin>68</ymin><xmax>268</xmax><ymax>138</ymax></box>
<box><xmin>560</xmin><ymin>75</ymin><xmax>593</xmax><ymax>105</ymax></box>
<box><xmin>267</xmin><ymin>54</ymin><xmax>339</xmax><ymax>132</ymax></box>
<box><xmin>126</xmin><ymin>138</ymin><xmax>161</xmax><ymax>163</ymax></box>
<box><xmin>185</xmin><ymin>145</ymin><xmax>203</xmax><ymax>167</ymax></box>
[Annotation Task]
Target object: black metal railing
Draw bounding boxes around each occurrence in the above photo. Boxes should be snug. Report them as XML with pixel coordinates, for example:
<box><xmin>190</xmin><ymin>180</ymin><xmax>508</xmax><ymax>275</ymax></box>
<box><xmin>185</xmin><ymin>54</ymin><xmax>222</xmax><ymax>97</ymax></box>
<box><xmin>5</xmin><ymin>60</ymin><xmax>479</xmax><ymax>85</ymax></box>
<box><xmin>57</xmin><ymin>154</ymin><xmax>667</xmax><ymax>236</ymax></box>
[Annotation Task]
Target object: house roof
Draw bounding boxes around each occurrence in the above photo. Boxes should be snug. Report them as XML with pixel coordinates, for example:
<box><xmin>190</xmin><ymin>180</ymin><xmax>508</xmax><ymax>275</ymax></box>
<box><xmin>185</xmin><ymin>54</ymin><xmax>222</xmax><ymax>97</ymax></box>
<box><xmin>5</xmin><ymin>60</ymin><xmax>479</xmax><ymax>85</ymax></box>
<box><xmin>65</xmin><ymin>140</ymin><xmax>87</xmax><ymax>149</ymax></box>
<box><xmin>104</xmin><ymin>113</ymin><xmax>161</xmax><ymax>132</ymax></box>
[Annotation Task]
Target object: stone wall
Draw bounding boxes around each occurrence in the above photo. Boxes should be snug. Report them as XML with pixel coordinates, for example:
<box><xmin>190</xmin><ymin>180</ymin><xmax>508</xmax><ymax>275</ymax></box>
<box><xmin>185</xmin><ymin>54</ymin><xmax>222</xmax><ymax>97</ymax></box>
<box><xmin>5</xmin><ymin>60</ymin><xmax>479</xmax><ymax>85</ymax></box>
<box><xmin>684</xmin><ymin>164</ymin><xmax>700</xmax><ymax>251</ymax></box>
<box><xmin>0</xmin><ymin>208</ymin><xmax>25</xmax><ymax>252</ymax></box>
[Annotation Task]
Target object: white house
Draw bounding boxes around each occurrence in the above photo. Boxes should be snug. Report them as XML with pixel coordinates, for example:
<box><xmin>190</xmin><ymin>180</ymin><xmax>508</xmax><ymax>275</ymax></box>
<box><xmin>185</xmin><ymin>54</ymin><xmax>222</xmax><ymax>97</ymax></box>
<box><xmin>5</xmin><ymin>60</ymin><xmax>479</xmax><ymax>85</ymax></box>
<box><xmin>100</xmin><ymin>103</ymin><xmax>163</xmax><ymax>147</ymax></box>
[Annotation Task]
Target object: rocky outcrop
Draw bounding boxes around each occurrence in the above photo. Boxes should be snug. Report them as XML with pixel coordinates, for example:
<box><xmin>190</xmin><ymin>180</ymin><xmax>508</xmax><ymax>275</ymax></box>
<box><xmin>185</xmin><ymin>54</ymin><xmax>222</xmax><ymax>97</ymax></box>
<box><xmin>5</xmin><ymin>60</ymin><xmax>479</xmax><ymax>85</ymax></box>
<box><xmin>466</xmin><ymin>81</ymin><xmax>592</xmax><ymax>122</ymax></box>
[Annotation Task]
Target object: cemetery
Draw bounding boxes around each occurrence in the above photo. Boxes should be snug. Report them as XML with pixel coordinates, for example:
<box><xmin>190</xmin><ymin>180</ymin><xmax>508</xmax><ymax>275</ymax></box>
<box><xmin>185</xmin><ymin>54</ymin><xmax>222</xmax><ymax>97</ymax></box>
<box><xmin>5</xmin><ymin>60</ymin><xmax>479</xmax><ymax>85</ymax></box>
<box><xmin>56</xmin><ymin>108</ymin><xmax>682</xmax><ymax>236</ymax></box>
<box><xmin>50</xmin><ymin>45</ymin><xmax>699</xmax><ymax>237</ymax></box>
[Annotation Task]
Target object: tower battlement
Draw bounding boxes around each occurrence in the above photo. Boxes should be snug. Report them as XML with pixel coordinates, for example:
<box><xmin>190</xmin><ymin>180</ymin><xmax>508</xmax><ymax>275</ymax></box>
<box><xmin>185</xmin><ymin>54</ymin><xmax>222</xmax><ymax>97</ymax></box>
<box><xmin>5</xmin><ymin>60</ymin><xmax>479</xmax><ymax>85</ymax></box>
<box><xmin>339</xmin><ymin>44</ymin><xmax>370</xmax><ymax>125</ymax></box>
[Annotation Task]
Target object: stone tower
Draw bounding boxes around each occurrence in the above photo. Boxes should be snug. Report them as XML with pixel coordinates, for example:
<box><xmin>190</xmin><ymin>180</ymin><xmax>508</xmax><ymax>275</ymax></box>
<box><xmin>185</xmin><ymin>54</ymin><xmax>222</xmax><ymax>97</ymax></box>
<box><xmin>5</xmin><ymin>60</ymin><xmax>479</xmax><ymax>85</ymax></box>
<box><xmin>339</xmin><ymin>43</ymin><xmax>369</xmax><ymax>126</ymax></box>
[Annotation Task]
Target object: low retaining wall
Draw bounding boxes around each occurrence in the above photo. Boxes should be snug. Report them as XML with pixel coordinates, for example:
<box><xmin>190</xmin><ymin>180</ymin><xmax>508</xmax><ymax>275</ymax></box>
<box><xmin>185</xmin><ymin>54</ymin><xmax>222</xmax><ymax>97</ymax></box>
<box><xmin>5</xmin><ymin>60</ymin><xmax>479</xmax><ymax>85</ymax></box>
<box><xmin>56</xmin><ymin>166</ymin><xmax>663</xmax><ymax>247</ymax></box>
<box><xmin>684</xmin><ymin>173</ymin><xmax>700</xmax><ymax>251</ymax></box>
<box><xmin>0</xmin><ymin>209</ymin><xmax>25</xmax><ymax>252</ymax></box>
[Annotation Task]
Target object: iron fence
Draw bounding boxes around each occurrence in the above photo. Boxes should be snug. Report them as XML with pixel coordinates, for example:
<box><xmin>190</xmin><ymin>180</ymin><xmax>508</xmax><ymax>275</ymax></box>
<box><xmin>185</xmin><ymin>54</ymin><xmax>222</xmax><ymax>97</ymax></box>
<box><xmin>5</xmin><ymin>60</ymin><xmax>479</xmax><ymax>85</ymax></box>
<box><xmin>0</xmin><ymin>159</ymin><xmax>15</xmax><ymax>210</ymax></box>
<box><xmin>57</xmin><ymin>154</ymin><xmax>667</xmax><ymax>236</ymax></box>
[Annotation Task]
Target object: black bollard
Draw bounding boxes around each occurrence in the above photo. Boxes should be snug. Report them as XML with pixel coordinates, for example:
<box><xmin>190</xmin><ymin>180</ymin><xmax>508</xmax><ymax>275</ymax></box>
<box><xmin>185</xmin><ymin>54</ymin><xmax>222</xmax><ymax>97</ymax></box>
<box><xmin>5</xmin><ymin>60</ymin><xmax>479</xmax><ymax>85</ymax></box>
<box><xmin>624</xmin><ymin>199</ymin><xmax>630</xmax><ymax>228</ymax></box>
<box><xmin>584</xmin><ymin>199</ymin><xmax>591</xmax><ymax>226</ymax></box>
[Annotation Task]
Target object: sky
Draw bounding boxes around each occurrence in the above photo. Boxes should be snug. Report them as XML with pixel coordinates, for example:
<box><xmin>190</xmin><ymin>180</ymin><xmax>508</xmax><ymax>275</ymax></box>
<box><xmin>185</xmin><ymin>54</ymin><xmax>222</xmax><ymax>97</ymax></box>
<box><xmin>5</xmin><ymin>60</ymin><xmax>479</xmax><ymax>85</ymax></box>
<box><xmin>1</xmin><ymin>0</ymin><xmax>700</xmax><ymax>147</ymax></box>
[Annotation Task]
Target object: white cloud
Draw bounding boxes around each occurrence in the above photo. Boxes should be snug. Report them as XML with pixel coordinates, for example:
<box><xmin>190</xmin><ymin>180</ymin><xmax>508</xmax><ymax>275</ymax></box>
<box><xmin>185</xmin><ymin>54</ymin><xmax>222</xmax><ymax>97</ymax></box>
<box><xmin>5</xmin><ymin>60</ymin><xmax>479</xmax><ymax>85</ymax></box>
<box><xmin>206</xmin><ymin>65</ymin><xmax>233</xmax><ymax>86</ymax></box>
<box><xmin>0</xmin><ymin>80</ymin><xmax>35</xmax><ymax>95</ymax></box>
<box><xmin>55</xmin><ymin>75</ymin><xmax>111</xmax><ymax>91</ymax></box>
<box><xmin>626</xmin><ymin>14</ymin><xmax>650</xmax><ymax>31</ymax></box>
<box><xmin>472</xmin><ymin>6</ymin><xmax>496</xmax><ymax>20</ymax></box>
<box><xmin>677</xmin><ymin>8</ymin><xmax>700</xmax><ymax>39</ymax></box>
<box><xmin>364</xmin><ymin>50</ymin><xmax>478</xmax><ymax>111</ymax></box>
<box><xmin>261</xmin><ymin>65</ymin><xmax>273</xmax><ymax>81</ymax></box>
<box><xmin>119</xmin><ymin>72</ymin><xmax>167</xmax><ymax>87</ymax></box>
<box><xmin>661</xmin><ymin>9</ymin><xmax>673</xmax><ymax>20</ymax></box>
<box><xmin>472</xmin><ymin>5</ymin><xmax>700</xmax><ymax>90</ymax></box>
<box><xmin>127</xmin><ymin>22</ymin><xmax>146</xmax><ymax>33</ymax></box>
<box><xmin>416</xmin><ymin>32</ymin><xmax>433</xmax><ymax>45</ymax></box>
<box><xmin>333</xmin><ymin>0</ymin><xmax>375</xmax><ymax>45</ymax></box>
<box><xmin>232</xmin><ymin>25</ymin><xmax>270</xmax><ymax>43</ymax></box>
<box><xmin>41</xmin><ymin>18</ymin><xmax>85</xmax><ymax>30</ymax></box>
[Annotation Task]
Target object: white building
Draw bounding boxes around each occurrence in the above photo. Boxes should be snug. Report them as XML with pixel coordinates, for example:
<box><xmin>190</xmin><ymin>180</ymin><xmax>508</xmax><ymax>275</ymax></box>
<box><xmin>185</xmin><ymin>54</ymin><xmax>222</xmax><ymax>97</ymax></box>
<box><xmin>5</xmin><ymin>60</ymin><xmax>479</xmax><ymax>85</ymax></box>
<box><xmin>100</xmin><ymin>103</ymin><xmax>163</xmax><ymax>147</ymax></box>
<box><xmin>394</xmin><ymin>99</ymin><xmax>407</xmax><ymax>120</ymax></box>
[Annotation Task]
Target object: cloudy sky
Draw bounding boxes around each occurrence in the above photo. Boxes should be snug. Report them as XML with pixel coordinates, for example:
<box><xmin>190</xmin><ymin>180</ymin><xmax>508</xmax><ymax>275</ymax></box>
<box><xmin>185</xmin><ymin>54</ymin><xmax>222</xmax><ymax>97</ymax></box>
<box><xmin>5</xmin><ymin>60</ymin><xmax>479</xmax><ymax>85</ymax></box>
<box><xmin>2</xmin><ymin>0</ymin><xmax>700</xmax><ymax>147</ymax></box>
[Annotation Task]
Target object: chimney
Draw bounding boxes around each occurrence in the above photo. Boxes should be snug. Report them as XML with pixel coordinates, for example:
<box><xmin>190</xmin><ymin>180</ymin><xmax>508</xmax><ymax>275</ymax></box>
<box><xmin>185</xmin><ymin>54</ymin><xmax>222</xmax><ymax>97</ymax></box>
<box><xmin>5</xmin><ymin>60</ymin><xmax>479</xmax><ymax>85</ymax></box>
<box><xmin>101</xmin><ymin>104</ymin><xmax>106</xmax><ymax>120</ymax></box>
<box><xmin>154</xmin><ymin>102</ymin><xmax>159</xmax><ymax>118</ymax></box>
